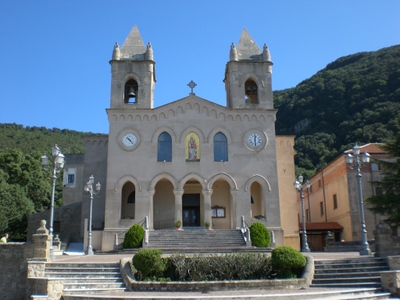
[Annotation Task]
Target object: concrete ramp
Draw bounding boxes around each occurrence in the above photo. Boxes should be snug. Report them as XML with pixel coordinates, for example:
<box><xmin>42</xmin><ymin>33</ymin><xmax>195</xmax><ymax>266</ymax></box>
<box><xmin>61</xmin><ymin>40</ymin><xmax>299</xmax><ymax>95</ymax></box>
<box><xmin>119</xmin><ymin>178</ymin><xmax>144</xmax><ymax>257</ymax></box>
<box><xmin>64</xmin><ymin>242</ymin><xmax>85</xmax><ymax>255</ymax></box>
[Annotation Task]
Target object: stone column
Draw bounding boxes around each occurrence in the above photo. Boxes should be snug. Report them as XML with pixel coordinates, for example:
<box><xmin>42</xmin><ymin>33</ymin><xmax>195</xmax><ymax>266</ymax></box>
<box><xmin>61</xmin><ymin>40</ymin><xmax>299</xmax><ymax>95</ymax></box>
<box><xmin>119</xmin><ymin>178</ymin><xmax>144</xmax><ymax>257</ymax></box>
<box><xmin>32</xmin><ymin>220</ymin><xmax>51</xmax><ymax>261</ymax></box>
<box><xmin>174</xmin><ymin>189</ymin><xmax>184</xmax><ymax>224</ymax></box>
<box><xmin>148</xmin><ymin>189</ymin><xmax>155</xmax><ymax>229</ymax></box>
<box><xmin>202</xmin><ymin>189</ymin><xmax>213</xmax><ymax>228</ymax></box>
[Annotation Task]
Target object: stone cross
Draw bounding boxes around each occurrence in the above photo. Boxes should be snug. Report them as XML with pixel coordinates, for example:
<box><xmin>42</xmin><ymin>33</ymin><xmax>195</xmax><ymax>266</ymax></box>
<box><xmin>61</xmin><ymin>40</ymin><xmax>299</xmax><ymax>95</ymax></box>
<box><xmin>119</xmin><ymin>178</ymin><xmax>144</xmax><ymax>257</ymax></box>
<box><xmin>187</xmin><ymin>80</ymin><xmax>197</xmax><ymax>95</ymax></box>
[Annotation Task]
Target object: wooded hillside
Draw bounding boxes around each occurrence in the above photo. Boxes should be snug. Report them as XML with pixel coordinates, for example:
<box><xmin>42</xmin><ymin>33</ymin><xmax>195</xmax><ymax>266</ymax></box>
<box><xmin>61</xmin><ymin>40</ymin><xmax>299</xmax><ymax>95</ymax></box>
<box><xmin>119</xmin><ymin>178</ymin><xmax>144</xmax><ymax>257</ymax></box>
<box><xmin>274</xmin><ymin>45</ymin><xmax>400</xmax><ymax>176</ymax></box>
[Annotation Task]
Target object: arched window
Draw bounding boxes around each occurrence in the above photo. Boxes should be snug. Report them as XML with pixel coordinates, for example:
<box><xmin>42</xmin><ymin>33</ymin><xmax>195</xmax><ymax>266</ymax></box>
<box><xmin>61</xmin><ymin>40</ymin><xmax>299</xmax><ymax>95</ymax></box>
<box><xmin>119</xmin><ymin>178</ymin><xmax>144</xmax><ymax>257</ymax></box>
<box><xmin>214</xmin><ymin>132</ymin><xmax>228</xmax><ymax>161</ymax></box>
<box><xmin>124</xmin><ymin>79</ymin><xmax>138</xmax><ymax>104</ymax></box>
<box><xmin>158</xmin><ymin>132</ymin><xmax>172</xmax><ymax>161</ymax></box>
<box><xmin>244</xmin><ymin>79</ymin><xmax>258</xmax><ymax>104</ymax></box>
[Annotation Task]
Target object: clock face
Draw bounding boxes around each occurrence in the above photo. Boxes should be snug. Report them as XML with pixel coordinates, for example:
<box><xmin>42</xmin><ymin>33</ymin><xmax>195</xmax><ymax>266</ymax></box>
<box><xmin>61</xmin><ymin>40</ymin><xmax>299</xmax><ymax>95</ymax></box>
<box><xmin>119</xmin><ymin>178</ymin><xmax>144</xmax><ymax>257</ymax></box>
<box><xmin>122</xmin><ymin>133</ymin><xmax>137</xmax><ymax>148</ymax></box>
<box><xmin>247</xmin><ymin>133</ymin><xmax>262</xmax><ymax>147</ymax></box>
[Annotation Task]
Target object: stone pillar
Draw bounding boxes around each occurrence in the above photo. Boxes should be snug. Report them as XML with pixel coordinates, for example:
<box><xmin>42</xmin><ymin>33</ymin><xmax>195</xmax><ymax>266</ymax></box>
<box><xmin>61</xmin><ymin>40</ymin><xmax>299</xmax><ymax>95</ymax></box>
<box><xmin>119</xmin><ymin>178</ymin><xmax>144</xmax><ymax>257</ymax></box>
<box><xmin>374</xmin><ymin>221</ymin><xmax>392</xmax><ymax>257</ymax></box>
<box><xmin>32</xmin><ymin>220</ymin><xmax>51</xmax><ymax>261</ymax></box>
<box><xmin>148</xmin><ymin>189</ymin><xmax>155</xmax><ymax>229</ymax></box>
<box><xmin>174</xmin><ymin>189</ymin><xmax>184</xmax><ymax>224</ymax></box>
<box><xmin>202</xmin><ymin>189</ymin><xmax>213</xmax><ymax>228</ymax></box>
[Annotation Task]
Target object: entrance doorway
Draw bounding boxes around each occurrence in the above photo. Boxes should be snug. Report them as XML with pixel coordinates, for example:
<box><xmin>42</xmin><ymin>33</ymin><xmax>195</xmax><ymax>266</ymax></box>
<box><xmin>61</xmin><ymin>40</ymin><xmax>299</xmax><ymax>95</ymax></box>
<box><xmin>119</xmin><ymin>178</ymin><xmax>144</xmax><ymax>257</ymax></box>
<box><xmin>182</xmin><ymin>194</ymin><xmax>200</xmax><ymax>227</ymax></box>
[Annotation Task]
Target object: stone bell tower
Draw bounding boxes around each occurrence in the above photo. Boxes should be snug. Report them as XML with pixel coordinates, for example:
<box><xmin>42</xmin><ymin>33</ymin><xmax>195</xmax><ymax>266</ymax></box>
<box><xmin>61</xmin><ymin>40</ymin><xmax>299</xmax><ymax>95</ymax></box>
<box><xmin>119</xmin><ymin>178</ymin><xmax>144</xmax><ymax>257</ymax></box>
<box><xmin>224</xmin><ymin>28</ymin><xmax>273</xmax><ymax>109</ymax></box>
<box><xmin>109</xmin><ymin>25</ymin><xmax>156</xmax><ymax>109</ymax></box>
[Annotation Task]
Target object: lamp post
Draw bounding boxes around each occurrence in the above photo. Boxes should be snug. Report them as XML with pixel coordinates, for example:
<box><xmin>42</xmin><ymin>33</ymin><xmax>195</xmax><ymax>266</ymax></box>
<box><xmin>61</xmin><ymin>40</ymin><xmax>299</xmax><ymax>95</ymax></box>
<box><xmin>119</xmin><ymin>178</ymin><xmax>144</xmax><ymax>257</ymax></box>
<box><xmin>345</xmin><ymin>144</ymin><xmax>371</xmax><ymax>256</ymax></box>
<box><xmin>84</xmin><ymin>175</ymin><xmax>101</xmax><ymax>256</ymax></box>
<box><xmin>294</xmin><ymin>174</ymin><xmax>311</xmax><ymax>252</ymax></box>
<box><xmin>41</xmin><ymin>145</ymin><xmax>65</xmax><ymax>260</ymax></box>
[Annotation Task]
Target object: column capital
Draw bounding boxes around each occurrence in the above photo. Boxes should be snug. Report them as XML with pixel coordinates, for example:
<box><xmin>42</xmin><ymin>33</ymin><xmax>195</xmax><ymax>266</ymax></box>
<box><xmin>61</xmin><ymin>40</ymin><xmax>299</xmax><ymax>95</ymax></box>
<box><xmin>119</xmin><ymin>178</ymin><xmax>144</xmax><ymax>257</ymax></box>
<box><xmin>202</xmin><ymin>189</ymin><xmax>213</xmax><ymax>197</ymax></box>
<box><xmin>173</xmin><ymin>189</ymin><xmax>184</xmax><ymax>196</ymax></box>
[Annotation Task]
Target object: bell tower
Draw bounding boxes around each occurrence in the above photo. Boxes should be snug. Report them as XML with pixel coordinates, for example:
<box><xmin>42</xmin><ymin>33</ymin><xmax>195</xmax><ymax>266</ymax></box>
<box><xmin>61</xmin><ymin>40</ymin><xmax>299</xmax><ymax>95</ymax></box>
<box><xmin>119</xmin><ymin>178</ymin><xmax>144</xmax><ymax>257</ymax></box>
<box><xmin>109</xmin><ymin>25</ymin><xmax>156</xmax><ymax>109</ymax></box>
<box><xmin>224</xmin><ymin>28</ymin><xmax>273</xmax><ymax>109</ymax></box>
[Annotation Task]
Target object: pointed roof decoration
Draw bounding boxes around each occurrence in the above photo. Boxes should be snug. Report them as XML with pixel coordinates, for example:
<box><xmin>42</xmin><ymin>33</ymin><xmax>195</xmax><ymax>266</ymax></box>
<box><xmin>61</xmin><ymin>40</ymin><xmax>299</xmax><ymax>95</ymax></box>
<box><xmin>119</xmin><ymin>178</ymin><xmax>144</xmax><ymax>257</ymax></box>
<box><xmin>237</xmin><ymin>28</ymin><xmax>262</xmax><ymax>61</ymax></box>
<box><xmin>120</xmin><ymin>25</ymin><xmax>146</xmax><ymax>60</ymax></box>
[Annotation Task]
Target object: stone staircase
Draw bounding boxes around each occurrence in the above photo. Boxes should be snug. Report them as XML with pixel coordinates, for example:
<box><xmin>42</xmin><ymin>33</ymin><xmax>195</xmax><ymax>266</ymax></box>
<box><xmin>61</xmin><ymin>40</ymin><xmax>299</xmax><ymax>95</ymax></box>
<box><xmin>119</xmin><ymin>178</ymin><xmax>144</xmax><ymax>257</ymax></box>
<box><xmin>147</xmin><ymin>228</ymin><xmax>248</xmax><ymax>253</ymax></box>
<box><xmin>312</xmin><ymin>257</ymin><xmax>390</xmax><ymax>289</ymax></box>
<box><xmin>45</xmin><ymin>262</ymin><xmax>126</xmax><ymax>295</ymax></box>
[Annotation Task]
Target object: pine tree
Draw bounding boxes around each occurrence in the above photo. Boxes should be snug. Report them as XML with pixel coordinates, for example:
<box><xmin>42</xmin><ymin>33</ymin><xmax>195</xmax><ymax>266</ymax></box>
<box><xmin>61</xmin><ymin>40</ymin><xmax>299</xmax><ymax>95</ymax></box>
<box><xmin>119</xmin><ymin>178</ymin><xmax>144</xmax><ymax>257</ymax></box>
<box><xmin>366</xmin><ymin>118</ymin><xmax>400</xmax><ymax>226</ymax></box>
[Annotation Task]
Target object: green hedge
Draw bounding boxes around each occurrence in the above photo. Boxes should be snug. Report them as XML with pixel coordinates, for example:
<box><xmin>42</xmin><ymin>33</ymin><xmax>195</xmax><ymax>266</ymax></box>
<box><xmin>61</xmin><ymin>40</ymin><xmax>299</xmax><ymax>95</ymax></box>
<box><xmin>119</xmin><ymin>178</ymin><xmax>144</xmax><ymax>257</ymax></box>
<box><xmin>132</xmin><ymin>250</ymin><xmax>273</xmax><ymax>281</ymax></box>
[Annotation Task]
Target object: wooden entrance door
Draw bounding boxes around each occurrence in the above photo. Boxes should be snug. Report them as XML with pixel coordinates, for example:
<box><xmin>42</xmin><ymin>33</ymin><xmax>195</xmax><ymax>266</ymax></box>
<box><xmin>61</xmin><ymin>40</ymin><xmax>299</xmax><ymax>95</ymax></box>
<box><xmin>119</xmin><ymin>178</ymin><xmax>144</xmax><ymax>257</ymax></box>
<box><xmin>182</xmin><ymin>194</ymin><xmax>200</xmax><ymax>227</ymax></box>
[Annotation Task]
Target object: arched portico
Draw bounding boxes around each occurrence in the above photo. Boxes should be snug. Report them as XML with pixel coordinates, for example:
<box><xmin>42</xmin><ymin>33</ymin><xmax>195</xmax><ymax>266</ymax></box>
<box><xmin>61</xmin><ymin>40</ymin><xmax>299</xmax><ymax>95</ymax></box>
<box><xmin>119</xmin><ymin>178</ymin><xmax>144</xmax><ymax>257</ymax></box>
<box><xmin>245</xmin><ymin>175</ymin><xmax>272</xmax><ymax>221</ymax></box>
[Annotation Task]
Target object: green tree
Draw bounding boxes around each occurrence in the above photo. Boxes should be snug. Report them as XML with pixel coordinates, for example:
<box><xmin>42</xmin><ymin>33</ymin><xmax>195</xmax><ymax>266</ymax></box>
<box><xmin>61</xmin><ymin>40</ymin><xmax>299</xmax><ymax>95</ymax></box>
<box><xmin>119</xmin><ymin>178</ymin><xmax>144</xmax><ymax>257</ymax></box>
<box><xmin>0</xmin><ymin>149</ymin><xmax>54</xmax><ymax>239</ymax></box>
<box><xmin>366</xmin><ymin>118</ymin><xmax>400</xmax><ymax>226</ymax></box>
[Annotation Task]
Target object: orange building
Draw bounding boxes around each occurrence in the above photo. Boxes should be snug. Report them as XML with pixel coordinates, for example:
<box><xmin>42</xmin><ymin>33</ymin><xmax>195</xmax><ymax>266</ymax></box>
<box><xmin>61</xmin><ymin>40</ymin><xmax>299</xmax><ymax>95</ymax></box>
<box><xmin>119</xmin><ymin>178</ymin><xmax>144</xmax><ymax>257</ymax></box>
<box><xmin>297</xmin><ymin>143</ymin><xmax>389</xmax><ymax>251</ymax></box>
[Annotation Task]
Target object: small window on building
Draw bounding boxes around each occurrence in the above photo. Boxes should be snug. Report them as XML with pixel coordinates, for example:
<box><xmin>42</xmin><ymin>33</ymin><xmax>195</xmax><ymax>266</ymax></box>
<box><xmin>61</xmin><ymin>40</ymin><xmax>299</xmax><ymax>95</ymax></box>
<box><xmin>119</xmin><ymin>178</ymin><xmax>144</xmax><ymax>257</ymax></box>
<box><xmin>318</xmin><ymin>180</ymin><xmax>322</xmax><ymax>188</ymax></box>
<box><xmin>310</xmin><ymin>185</ymin><xmax>313</xmax><ymax>193</ymax></box>
<box><xmin>333</xmin><ymin>194</ymin><xmax>338</xmax><ymax>210</ymax></box>
<box><xmin>320</xmin><ymin>201</ymin><xmax>324</xmax><ymax>216</ymax></box>
<box><xmin>68</xmin><ymin>174</ymin><xmax>75</xmax><ymax>184</ymax></box>
<box><xmin>306</xmin><ymin>209</ymin><xmax>310</xmax><ymax>222</ymax></box>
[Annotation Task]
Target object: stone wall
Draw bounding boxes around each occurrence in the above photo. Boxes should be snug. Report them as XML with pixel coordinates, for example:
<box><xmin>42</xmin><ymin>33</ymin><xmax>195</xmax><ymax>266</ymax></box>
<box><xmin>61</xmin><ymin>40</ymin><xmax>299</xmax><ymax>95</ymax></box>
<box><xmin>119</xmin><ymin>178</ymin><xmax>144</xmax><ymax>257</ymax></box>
<box><xmin>0</xmin><ymin>242</ymin><xmax>33</xmax><ymax>300</ymax></box>
<box><xmin>27</xmin><ymin>202</ymin><xmax>82</xmax><ymax>245</ymax></box>
<box><xmin>374</xmin><ymin>222</ymin><xmax>400</xmax><ymax>257</ymax></box>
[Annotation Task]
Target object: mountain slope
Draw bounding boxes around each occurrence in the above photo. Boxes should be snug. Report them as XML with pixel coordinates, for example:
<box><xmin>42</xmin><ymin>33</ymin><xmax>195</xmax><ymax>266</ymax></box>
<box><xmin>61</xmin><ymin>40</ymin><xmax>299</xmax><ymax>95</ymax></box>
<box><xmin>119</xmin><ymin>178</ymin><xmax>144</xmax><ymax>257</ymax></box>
<box><xmin>274</xmin><ymin>45</ymin><xmax>400</xmax><ymax>174</ymax></box>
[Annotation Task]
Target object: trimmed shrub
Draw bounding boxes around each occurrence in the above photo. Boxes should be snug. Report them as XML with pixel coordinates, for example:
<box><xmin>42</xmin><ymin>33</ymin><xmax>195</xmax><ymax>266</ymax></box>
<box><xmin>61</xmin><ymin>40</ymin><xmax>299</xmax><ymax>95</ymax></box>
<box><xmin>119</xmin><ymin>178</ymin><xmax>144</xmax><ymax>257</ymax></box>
<box><xmin>123</xmin><ymin>224</ymin><xmax>144</xmax><ymax>249</ymax></box>
<box><xmin>168</xmin><ymin>253</ymin><xmax>272</xmax><ymax>281</ymax></box>
<box><xmin>132</xmin><ymin>248</ymin><xmax>167</xmax><ymax>280</ymax></box>
<box><xmin>271</xmin><ymin>246</ymin><xmax>306</xmax><ymax>278</ymax></box>
<box><xmin>249</xmin><ymin>222</ymin><xmax>270</xmax><ymax>247</ymax></box>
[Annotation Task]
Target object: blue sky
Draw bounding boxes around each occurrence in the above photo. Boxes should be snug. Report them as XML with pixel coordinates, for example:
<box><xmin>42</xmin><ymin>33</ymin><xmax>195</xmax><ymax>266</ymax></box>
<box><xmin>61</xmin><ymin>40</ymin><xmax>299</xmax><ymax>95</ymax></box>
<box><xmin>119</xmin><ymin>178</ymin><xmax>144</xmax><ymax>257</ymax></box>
<box><xmin>0</xmin><ymin>1</ymin><xmax>399</xmax><ymax>134</ymax></box>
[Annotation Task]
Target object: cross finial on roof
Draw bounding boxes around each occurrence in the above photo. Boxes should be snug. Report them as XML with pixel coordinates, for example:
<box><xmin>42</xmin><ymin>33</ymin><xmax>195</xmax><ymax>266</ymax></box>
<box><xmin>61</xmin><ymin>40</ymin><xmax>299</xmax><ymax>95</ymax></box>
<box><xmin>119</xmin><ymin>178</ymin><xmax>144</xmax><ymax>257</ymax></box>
<box><xmin>187</xmin><ymin>80</ymin><xmax>197</xmax><ymax>95</ymax></box>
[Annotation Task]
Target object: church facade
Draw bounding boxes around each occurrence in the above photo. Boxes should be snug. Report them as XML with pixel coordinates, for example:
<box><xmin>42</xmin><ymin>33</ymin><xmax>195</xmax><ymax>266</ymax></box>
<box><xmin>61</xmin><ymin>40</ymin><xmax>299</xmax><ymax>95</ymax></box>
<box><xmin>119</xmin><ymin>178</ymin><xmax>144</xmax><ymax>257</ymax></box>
<box><xmin>63</xmin><ymin>26</ymin><xmax>299</xmax><ymax>251</ymax></box>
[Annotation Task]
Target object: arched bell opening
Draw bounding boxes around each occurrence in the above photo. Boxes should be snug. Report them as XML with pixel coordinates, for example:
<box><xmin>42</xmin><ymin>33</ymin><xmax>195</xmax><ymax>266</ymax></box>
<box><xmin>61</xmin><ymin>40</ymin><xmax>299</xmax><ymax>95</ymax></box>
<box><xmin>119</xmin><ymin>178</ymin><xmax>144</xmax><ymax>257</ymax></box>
<box><xmin>244</xmin><ymin>79</ymin><xmax>259</xmax><ymax>104</ymax></box>
<box><xmin>124</xmin><ymin>79</ymin><xmax>138</xmax><ymax>104</ymax></box>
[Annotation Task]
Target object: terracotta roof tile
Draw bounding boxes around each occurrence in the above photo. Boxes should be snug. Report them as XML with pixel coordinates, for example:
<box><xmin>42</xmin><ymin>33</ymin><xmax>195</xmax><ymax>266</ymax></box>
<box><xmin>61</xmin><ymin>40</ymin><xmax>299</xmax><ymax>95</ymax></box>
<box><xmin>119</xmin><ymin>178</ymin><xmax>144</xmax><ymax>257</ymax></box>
<box><xmin>299</xmin><ymin>222</ymin><xmax>343</xmax><ymax>231</ymax></box>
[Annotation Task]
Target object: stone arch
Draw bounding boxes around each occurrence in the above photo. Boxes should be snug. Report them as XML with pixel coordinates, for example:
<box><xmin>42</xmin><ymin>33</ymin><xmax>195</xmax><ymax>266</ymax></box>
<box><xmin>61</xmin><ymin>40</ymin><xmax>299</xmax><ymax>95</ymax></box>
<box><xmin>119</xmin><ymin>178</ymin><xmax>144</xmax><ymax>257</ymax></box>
<box><xmin>151</xmin><ymin>126</ymin><xmax>177</xmax><ymax>144</ymax></box>
<box><xmin>207</xmin><ymin>126</ymin><xmax>233</xmax><ymax>144</ymax></box>
<box><xmin>244</xmin><ymin>174</ymin><xmax>272</xmax><ymax>192</ymax></box>
<box><xmin>201</xmin><ymin>106</ymin><xmax>209</xmax><ymax>116</ymax></box>
<box><xmin>207</xmin><ymin>172</ymin><xmax>238</xmax><ymax>191</ymax></box>
<box><xmin>167</xmin><ymin>109</ymin><xmax>175</xmax><ymax>118</ymax></box>
<box><xmin>178</xmin><ymin>173</ymin><xmax>207</xmax><ymax>190</ymax></box>
<box><xmin>114</xmin><ymin>175</ymin><xmax>142</xmax><ymax>192</ymax></box>
<box><xmin>193</xmin><ymin>103</ymin><xmax>201</xmax><ymax>113</ymax></box>
<box><xmin>149</xmin><ymin>173</ymin><xmax>178</xmax><ymax>191</ymax></box>
<box><xmin>179</xmin><ymin>126</ymin><xmax>206</xmax><ymax>143</ymax></box>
